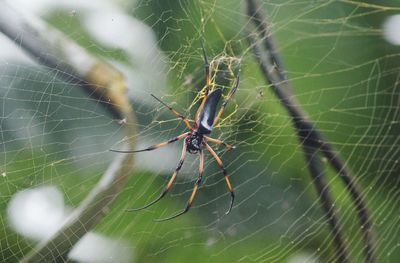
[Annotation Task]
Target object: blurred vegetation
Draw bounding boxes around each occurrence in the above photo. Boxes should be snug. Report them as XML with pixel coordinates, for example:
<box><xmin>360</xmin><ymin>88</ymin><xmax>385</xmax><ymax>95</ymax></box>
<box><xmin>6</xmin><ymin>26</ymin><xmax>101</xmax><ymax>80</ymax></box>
<box><xmin>1</xmin><ymin>0</ymin><xmax>400</xmax><ymax>262</ymax></box>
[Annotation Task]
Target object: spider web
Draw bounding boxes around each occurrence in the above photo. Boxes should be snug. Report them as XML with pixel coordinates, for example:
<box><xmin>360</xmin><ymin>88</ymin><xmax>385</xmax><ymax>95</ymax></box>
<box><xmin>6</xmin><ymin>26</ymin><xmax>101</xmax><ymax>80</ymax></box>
<box><xmin>1</xmin><ymin>0</ymin><xmax>400</xmax><ymax>262</ymax></box>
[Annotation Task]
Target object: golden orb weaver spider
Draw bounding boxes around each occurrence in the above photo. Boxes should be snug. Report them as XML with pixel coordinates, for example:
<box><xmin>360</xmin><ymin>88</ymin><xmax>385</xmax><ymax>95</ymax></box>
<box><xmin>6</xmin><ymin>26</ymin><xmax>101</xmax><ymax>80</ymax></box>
<box><xmin>111</xmin><ymin>43</ymin><xmax>240</xmax><ymax>221</ymax></box>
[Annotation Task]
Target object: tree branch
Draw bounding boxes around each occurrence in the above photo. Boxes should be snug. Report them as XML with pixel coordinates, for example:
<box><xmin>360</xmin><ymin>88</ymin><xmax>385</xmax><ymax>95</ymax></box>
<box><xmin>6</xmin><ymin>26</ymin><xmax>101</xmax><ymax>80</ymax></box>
<box><xmin>0</xmin><ymin>3</ymin><xmax>136</xmax><ymax>262</ymax></box>
<box><xmin>0</xmin><ymin>4</ymin><xmax>127</xmax><ymax>119</ymax></box>
<box><xmin>243</xmin><ymin>0</ymin><xmax>375</xmax><ymax>262</ymax></box>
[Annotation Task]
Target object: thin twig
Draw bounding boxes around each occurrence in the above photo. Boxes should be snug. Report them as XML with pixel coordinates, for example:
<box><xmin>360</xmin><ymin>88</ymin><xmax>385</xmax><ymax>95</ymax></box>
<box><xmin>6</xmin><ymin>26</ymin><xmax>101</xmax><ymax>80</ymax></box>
<box><xmin>0</xmin><ymin>3</ymin><xmax>136</xmax><ymax>262</ymax></box>
<box><xmin>321</xmin><ymin>143</ymin><xmax>375</xmax><ymax>263</ymax></box>
<box><xmin>303</xmin><ymin>145</ymin><xmax>350</xmax><ymax>263</ymax></box>
<box><xmin>243</xmin><ymin>0</ymin><xmax>375</xmax><ymax>262</ymax></box>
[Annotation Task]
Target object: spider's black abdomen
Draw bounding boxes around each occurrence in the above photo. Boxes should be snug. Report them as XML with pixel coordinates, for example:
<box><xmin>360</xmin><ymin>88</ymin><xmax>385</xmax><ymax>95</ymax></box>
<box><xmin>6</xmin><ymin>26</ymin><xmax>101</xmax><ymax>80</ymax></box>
<box><xmin>186</xmin><ymin>132</ymin><xmax>203</xmax><ymax>154</ymax></box>
<box><xmin>197</xmin><ymin>89</ymin><xmax>222</xmax><ymax>135</ymax></box>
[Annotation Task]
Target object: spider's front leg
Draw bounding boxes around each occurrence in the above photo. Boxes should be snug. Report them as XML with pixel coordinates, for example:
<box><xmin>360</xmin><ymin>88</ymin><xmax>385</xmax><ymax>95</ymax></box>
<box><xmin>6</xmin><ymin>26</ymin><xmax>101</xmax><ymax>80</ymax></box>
<box><xmin>126</xmin><ymin>142</ymin><xmax>188</xmax><ymax>211</ymax></box>
<box><xmin>155</xmin><ymin>148</ymin><xmax>204</xmax><ymax>221</ymax></box>
<box><xmin>204</xmin><ymin>142</ymin><xmax>235</xmax><ymax>214</ymax></box>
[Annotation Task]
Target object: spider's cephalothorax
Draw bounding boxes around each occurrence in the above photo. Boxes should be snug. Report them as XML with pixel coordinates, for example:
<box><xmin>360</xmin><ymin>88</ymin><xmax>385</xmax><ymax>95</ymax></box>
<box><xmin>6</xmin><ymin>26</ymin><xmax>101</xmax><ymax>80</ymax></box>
<box><xmin>186</xmin><ymin>132</ymin><xmax>203</xmax><ymax>154</ymax></box>
<box><xmin>111</xmin><ymin>42</ymin><xmax>240</xmax><ymax>221</ymax></box>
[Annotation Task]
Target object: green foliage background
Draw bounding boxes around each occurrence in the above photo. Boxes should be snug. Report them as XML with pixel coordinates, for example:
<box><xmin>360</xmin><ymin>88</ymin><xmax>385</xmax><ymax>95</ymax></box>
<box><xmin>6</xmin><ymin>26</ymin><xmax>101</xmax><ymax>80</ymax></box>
<box><xmin>1</xmin><ymin>0</ymin><xmax>399</xmax><ymax>262</ymax></box>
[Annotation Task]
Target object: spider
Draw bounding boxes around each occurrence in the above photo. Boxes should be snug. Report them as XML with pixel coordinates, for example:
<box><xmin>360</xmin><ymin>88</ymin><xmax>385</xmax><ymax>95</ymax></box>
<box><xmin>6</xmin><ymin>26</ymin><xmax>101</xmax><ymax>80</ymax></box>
<box><xmin>111</xmin><ymin>44</ymin><xmax>240</xmax><ymax>221</ymax></box>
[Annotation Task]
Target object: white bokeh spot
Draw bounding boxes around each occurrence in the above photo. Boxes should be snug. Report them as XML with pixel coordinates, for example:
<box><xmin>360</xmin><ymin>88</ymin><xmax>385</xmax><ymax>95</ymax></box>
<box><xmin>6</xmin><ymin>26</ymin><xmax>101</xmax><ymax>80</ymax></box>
<box><xmin>7</xmin><ymin>185</ymin><xmax>66</xmax><ymax>240</ymax></box>
<box><xmin>383</xmin><ymin>14</ymin><xmax>400</xmax><ymax>45</ymax></box>
<box><xmin>69</xmin><ymin>233</ymin><xmax>134</xmax><ymax>263</ymax></box>
<box><xmin>7</xmin><ymin>185</ymin><xmax>134</xmax><ymax>262</ymax></box>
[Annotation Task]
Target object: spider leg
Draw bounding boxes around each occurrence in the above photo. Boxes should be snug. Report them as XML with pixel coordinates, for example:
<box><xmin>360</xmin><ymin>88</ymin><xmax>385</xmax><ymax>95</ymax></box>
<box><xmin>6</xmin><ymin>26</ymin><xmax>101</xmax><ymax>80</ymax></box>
<box><xmin>204</xmin><ymin>136</ymin><xmax>235</xmax><ymax>150</ymax></box>
<box><xmin>154</xmin><ymin>148</ymin><xmax>204</xmax><ymax>221</ymax></box>
<box><xmin>126</xmin><ymin>142</ymin><xmax>187</xmax><ymax>211</ymax></box>
<box><xmin>151</xmin><ymin>94</ymin><xmax>193</xmax><ymax>130</ymax></box>
<box><xmin>201</xmin><ymin>40</ymin><xmax>211</xmax><ymax>87</ymax></box>
<box><xmin>194</xmin><ymin>42</ymin><xmax>212</xmax><ymax>124</ymax></box>
<box><xmin>213</xmin><ymin>72</ymin><xmax>240</xmax><ymax>127</ymax></box>
<box><xmin>110</xmin><ymin>132</ymin><xmax>190</xmax><ymax>153</ymax></box>
<box><xmin>204</xmin><ymin>142</ymin><xmax>234</xmax><ymax>214</ymax></box>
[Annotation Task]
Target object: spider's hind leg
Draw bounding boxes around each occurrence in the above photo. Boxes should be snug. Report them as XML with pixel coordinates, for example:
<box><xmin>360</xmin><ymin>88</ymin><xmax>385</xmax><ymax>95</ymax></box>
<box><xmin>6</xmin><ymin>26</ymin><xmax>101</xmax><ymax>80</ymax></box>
<box><xmin>213</xmin><ymin>72</ymin><xmax>240</xmax><ymax>127</ymax></box>
<box><xmin>201</xmin><ymin>40</ymin><xmax>210</xmax><ymax>87</ymax></box>
<box><xmin>195</xmin><ymin>42</ymin><xmax>212</xmax><ymax>125</ymax></box>
<box><xmin>151</xmin><ymin>94</ymin><xmax>193</xmax><ymax>130</ymax></box>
